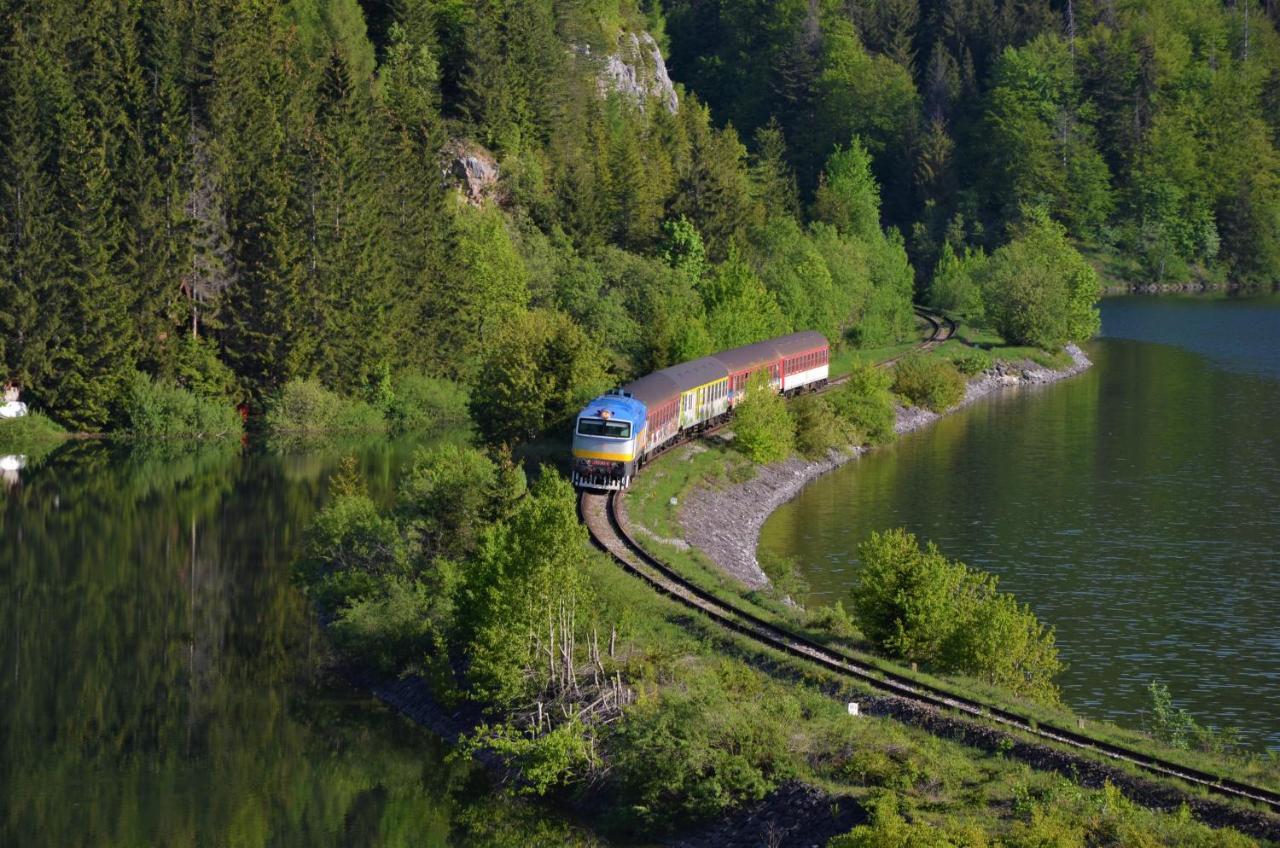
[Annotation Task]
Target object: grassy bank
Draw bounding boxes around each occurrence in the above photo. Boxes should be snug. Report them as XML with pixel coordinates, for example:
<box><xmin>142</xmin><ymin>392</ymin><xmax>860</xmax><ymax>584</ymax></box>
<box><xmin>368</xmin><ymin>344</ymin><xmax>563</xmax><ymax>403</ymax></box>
<box><xmin>623</xmin><ymin>359</ymin><xmax>1280</xmax><ymax>803</ymax></box>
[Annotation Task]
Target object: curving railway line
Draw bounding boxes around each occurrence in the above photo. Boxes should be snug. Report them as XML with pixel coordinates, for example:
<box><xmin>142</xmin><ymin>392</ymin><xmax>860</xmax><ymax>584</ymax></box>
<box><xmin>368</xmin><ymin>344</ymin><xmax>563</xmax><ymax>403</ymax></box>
<box><xmin>577</xmin><ymin>308</ymin><xmax>1280</xmax><ymax>833</ymax></box>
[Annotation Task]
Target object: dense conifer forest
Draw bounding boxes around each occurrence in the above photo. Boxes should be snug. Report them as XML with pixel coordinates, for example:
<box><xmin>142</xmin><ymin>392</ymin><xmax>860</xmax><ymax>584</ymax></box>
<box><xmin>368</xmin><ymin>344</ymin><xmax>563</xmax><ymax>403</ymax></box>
<box><xmin>2</xmin><ymin>0</ymin><xmax>1278</xmax><ymax>433</ymax></box>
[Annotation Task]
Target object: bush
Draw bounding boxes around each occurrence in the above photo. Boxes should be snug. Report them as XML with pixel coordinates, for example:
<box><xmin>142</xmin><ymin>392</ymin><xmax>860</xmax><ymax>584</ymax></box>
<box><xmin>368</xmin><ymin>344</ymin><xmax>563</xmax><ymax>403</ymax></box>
<box><xmin>1145</xmin><ymin>681</ymin><xmax>1243</xmax><ymax>755</ymax></box>
<box><xmin>123</xmin><ymin>372</ymin><xmax>243</xmax><ymax>438</ymax></box>
<box><xmin>892</xmin><ymin>355</ymin><xmax>966</xmax><ymax>412</ymax></box>
<box><xmin>383</xmin><ymin>371</ymin><xmax>470</xmax><ymax>434</ymax></box>
<box><xmin>331</xmin><ymin>576</ymin><xmax>440</xmax><ymax>674</ymax></box>
<box><xmin>297</xmin><ymin>464</ymin><xmax>407</xmax><ymax>611</ymax></box>
<box><xmin>949</xmin><ymin>348</ymin><xmax>993</xmax><ymax>376</ymax></box>
<box><xmin>790</xmin><ymin>394</ymin><xmax>849</xmax><ymax>459</ymax></box>
<box><xmin>829</xmin><ymin>364</ymin><xmax>897</xmax><ymax>445</ymax></box>
<box><xmin>733</xmin><ymin>371</ymin><xmax>794</xmax><ymax>464</ymax></box>
<box><xmin>981</xmin><ymin>207</ymin><xmax>1102</xmax><ymax>350</ymax></box>
<box><xmin>265</xmin><ymin>378</ymin><xmax>387</xmax><ymax>435</ymax></box>
<box><xmin>610</xmin><ymin>668</ymin><xmax>797</xmax><ymax>829</ymax></box>
<box><xmin>807</xmin><ymin>600</ymin><xmax>857</xmax><ymax>640</ymax></box>
<box><xmin>854</xmin><ymin>528</ymin><xmax>1061</xmax><ymax>702</ymax></box>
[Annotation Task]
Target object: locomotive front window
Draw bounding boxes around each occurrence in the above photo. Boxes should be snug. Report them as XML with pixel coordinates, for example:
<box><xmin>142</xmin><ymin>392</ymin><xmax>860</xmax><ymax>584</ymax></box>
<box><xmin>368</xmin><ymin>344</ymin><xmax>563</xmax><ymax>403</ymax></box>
<box><xmin>577</xmin><ymin>417</ymin><xmax>632</xmax><ymax>439</ymax></box>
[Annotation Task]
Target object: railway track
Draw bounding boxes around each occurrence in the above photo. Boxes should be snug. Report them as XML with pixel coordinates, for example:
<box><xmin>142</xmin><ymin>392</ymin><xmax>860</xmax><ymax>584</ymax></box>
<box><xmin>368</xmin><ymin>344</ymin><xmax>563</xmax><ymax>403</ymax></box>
<box><xmin>580</xmin><ymin>489</ymin><xmax>1280</xmax><ymax>825</ymax></box>
<box><xmin>576</xmin><ymin>307</ymin><xmax>1280</xmax><ymax>829</ymax></box>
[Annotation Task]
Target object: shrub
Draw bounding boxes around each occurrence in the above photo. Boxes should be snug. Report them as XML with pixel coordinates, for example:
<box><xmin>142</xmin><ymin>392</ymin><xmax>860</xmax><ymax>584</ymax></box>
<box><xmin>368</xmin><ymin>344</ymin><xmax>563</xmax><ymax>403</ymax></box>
<box><xmin>123</xmin><ymin>372</ymin><xmax>243</xmax><ymax>438</ymax></box>
<box><xmin>980</xmin><ymin>207</ymin><xmax>1102</xmax><ymax>350</ymax></box>
<box><xmin>610</xmin><ymin>670</ymin><xmax>798</xmax><ymax>829</ymax></box>
<box><xmin>854</xmin><ymin>528</ymin><xmax>1061</xmax><ymax>701</ymax></box>
<box><xmin>0</xmin><ymin>411</ymin><xmax>67</xmax><ymax>455</ymax></box>
<box><xmin>733</xmin><ymin>371</ymin><xmax>794</xmax><ymax>464</ymax></box>
<box><xmin>384</xmin><ymin>371</ymin><xmax>470</xmax><ymax>434</ymax></box>
<box><xmin>265</xmin><ymin>378</ymin><xmax>387</xmax><ymax>435</ymax></box>
<box><xmin>297</xmin><ymin>464</ymin><xmax>407</xmax><ymax>611</ymax></box>
<box><xmin>949</xmin><ymin>347</ymin><xmax>993</xmax><ymax>376</ymax></box>
<box><xmin>790</xmin><ymin>394</ymin><xmax>849</xmax><ymax>459</ymax></box>
<box><xmin>829</xmin><ymin>364</ymin><xmax>896</xmax><ymax>445</ymax></box>
<box><xmin>331</xmin><ymin>576</ymin><xmax>439</xmax><ymax>674</ymax></box>
<box><xmin>806</xmin><ymin>600</ymin><xmax>856</xmax><ymax>640</ymax></box>
<box><xmin>892</xmin><ymin>355</ymin><xmax>966</xmax><ymax>412</ymax></box>
<box><xmin>1145</xmin><ymin>681</ymin><xmax>1243</xmax><ymax>755</ymax></box>
<box><xmin>759</xmin><ymin>549</ymin><xmax>809</xmax><ymax>599</ymax></box>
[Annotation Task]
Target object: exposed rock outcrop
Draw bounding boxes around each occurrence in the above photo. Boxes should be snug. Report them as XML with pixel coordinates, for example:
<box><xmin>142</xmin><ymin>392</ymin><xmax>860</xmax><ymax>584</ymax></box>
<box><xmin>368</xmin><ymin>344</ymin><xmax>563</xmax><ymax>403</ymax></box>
<box><xmin>578</xmin><ymin>31</ymin><xmax>679</xmax><ymax>114</ymax></box>
<box><xmin>445</xmin><ymin>141</ymin><xmax>500</xmax><ymax>204</ymax></box>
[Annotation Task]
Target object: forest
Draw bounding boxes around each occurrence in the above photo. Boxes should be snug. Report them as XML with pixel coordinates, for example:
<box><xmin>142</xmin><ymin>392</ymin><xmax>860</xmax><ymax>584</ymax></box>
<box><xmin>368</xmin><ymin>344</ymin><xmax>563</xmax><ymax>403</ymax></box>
<box><xmin>4</xmin><ymin>0</ymin><xmax>1277</xmax><ymax>434</ymax></box>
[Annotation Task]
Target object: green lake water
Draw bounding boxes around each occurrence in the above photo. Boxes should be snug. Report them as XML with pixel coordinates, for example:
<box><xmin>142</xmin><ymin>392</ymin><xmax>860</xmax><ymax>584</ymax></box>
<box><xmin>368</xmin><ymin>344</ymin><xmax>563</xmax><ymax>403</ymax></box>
<box><xmin>760</xmin><ymin>294</ymin><xmax>1280</xmax><ymax>748</ymax></box>
<box><xmin>0</xmin><ymin>437</ymin><xmax>595</xmax><ymax>846</ymax></box>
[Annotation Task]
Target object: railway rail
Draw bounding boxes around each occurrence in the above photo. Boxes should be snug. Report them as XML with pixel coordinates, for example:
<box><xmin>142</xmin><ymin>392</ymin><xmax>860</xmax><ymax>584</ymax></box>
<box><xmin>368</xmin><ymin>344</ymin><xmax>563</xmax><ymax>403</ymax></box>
<box><xmin>577</xmin><ymin>307</ymin><xmax>1280</xmax><ymax>828</ymax></box>
<box><xmin>581</xmin><ymin>489</ymin><xmax>1280</xmax><ymax>824</ymax></box>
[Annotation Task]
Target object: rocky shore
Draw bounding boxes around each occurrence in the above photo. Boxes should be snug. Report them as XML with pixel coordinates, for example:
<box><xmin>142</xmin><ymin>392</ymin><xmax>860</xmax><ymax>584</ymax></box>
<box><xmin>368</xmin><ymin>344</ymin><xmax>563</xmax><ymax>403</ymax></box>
<box><xmin>672</xmin><ymin>344</ymin><xmax>1093</xmax><ymax>590</ymax></box>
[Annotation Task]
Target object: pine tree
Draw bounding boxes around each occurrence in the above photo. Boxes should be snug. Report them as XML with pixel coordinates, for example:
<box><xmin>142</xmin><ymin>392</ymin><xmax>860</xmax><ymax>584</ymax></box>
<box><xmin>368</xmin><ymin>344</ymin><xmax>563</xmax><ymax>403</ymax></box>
<box><xmin>0</xmin><ymin>27</ymin><xmax>69</xmax><ymax>415</ymax></box>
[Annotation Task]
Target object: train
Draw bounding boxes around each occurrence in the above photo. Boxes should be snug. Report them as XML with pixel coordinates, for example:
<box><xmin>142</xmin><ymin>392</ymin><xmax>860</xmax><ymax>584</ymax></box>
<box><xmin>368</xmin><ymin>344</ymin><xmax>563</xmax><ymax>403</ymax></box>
<box><xmin>571</xmin><ymin>331</ymin><xmax>830</xmax><ymax>490</ymax></box>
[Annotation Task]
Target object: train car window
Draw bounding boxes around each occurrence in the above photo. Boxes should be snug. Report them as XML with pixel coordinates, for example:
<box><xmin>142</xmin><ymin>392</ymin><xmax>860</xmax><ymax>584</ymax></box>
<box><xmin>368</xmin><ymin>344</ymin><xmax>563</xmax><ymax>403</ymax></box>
<box><xmin>577</xmin><ymin>418</ymin><xmax>632</xmax><ymax>439</ymax></box>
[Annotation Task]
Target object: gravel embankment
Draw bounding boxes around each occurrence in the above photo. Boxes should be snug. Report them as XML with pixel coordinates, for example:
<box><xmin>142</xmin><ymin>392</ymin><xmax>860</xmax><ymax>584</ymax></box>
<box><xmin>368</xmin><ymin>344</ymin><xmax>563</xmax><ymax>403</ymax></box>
<box><xmin>672</xmin><ymin>345</ymin><xmax>1093</xmax><ymax>589</ymax></box>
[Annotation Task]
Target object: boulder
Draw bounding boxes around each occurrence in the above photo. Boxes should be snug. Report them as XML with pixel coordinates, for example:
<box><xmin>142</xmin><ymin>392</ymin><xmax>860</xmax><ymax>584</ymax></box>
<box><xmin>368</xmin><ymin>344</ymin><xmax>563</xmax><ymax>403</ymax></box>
<box><xmin>445</xmin><ymin>142</ymin><xmax>500</xmax><ymax>204</ymax></box>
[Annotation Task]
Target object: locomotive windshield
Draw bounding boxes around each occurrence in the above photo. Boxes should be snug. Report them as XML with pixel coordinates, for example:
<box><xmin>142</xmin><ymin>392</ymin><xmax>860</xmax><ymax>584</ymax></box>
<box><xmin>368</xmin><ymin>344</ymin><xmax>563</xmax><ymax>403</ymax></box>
<box><xmin>577</xmin><ymin>417</ymin><xmax>632</xmax><ymax>439</ymax></box>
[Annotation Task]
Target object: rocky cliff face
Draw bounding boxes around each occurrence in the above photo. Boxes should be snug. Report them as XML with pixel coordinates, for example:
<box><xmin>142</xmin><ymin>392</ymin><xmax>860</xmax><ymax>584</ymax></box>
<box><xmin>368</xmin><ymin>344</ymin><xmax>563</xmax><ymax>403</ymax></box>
<box><xmin>580</xmin><ymin>31</ymin><xmax>678</xmax><ymax>114</ymax></box>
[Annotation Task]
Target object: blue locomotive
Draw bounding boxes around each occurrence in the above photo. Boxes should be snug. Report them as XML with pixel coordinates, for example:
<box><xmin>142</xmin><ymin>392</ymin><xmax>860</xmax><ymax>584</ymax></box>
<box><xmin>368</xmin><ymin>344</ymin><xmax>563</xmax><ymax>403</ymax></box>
<box><xmin>572</xmin><ymin>332</ymin><xmax>830</xmax><ymax>490</ymax></box>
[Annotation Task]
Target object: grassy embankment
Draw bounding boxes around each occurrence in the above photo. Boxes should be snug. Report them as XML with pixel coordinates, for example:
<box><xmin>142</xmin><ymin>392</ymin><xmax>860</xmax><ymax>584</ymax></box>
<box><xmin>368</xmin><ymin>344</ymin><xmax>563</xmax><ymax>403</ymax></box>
<box><xmin>577</xmin><ymin>538</ymin><xmax>1270</xmax><ymax>845</ymax></box>
<box><xmin>621</xmin><ymin>323</ymin><xmax>1280</xmax><ymax>806</ymax></box>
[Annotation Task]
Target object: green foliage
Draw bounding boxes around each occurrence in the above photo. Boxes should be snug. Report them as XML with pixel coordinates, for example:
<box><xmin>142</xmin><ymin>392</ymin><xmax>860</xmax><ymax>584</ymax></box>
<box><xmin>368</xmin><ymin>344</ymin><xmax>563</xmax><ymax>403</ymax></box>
<box><xmin>397</xmin><ymin>443</ymin><xmax>518</xmax><ymax>561</ymax></box>
<box><xmin>463</xmin><ymin>470</ymin><xmax>591</xmax><ymax>706</ymax></box>
<box><xmin>732</xmin><ymin>371</ymin><xmax>794</xmax><ymax>464</ymax></box>
<box><xmin>264</xmin><ymin>379</ymin><xmax>387</xmax><ymax>436</ymax></box>
<box><xmin>828</xmin><ymin>793</ymin><xmax>987</xmax><ymax>847</ymax></box>
<box><xmin>471</xmin><ymin>719</ymin><xmax>598</xmax><ymax>796</ymax></box>
<box><xmin>928</xmin><ymin>244</ymin><xmax>987</xmax><ymax>319</ymax></box>
<box><xmin>298</xmin><ymin>473</ymin><xmax>407</xmax><ymax>611</ymax></box>
<box><xmin>829</xmin><ymin>364</ymin><xmax>897</xmax><ymax>446</ymax></box>
<box><xmin>806</xmin><ymin>600</ymin><xmax>857</xmax><ymax>640</ymax></box>
<box><xmin>981</xmin><ymin>209</ymin><xmax>1102</xmax><ymax>350</ymax></box>
<box><xmin>813</xmin><ymin>138</ymin><xmax>882</xmax><ymax>241</ymax></box>
<box><xmin>468</xmin><ymin>309</ymin><xmax>609</xmax><ymax>448</ymax></box>
<box><xmin>382</xmin><ymin>371</ymin><xmax>470</xmax><ymax>434</ymax></box>
<box><xmin>610</xmin><ymin>664</ymin><xmax>797</xmax><ymax>829</ymax></box>
<box><xmin>122</xmin><ymin>373</ymin><xmax>243</xmax><ymax>439</ymax></box>
<box><xmin>1145</xmin><ymin>681</ymin><xmax>1243</xmax><ymax>755</ymax></box>
<box><xmin>948</xmin><ymin>348</ymin><xmax>994</xmax><ymax>377</ymax></box>
<box><xmin>165</xmin><ymin>336</ymin><xmax>242</xmax><ymax>404</ymax></box>
<box><xmin>0</xmin><ymin>412</ymin><xmax>67</xmax><ymax>456</ymax></box>
<box><xmin>892</xmin><ymin>355</ymin><xmax>966</xmax><ymax>413</ymax></box>
<box><xmin>854</xmin><ymin>529</ymin><xmax>1062</xmax><ymax>701</ymax></box>
<box><xmin>790</xmin><ymin>394</ymin><xmax>849</xmax><ymax>460</ymax></box>
<box><xmin>330</xmin><ymin>575</ymin><xmax>443</xmax><ymax>674</ymax></box>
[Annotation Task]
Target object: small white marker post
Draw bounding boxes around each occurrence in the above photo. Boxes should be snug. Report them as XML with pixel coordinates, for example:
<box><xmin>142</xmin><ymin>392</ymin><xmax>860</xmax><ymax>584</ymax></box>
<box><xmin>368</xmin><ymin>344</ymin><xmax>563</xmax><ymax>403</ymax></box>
<box><xmin>847</xmin><ymin>702</ymin><xmax>860</xmax><ymax>717</ymax></box>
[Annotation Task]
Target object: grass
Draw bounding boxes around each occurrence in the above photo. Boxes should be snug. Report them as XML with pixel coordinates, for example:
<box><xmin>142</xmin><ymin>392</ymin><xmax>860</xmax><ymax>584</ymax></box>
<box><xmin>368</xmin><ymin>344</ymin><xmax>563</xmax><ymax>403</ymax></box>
<box><xmin>581</xmin><ymin>535</ymin><xmax>1275</xmax><ymax>845</ymax></box>
<box><xmin>622</xmin><ymin>406</ymin><xmax>1280</xmax><ymax>802</ymax></box>
<box><xmin>0</xmin><ymin>411</ymin><xmax>69</xmax><ymax>463</ymax></box>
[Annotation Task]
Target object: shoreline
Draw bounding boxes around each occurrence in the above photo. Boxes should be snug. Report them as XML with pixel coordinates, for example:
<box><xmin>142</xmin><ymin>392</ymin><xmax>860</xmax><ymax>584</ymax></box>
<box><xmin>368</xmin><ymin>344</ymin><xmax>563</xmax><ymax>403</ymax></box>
<box><xmin>670</xmin><ymin>344</ymin><xmax>1094</xmax><ymax>590</ymax></box>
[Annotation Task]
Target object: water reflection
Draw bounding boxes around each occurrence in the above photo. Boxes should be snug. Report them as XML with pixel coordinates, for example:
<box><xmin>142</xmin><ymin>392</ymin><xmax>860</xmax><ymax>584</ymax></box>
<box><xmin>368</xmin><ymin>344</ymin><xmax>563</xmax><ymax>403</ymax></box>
<box><xmin>0</xmin><ymin>437</ymin><xmax>597</xmax><ymax>846</ymax></box>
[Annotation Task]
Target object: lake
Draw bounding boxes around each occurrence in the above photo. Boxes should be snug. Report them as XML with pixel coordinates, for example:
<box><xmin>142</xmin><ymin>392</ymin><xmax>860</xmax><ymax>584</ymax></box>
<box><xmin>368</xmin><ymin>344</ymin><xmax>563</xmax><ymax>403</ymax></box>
<box><xmin>760</xmin><ymin>294</ymin><xmax>1280</xmax><ymax>748</ymax></box>
<box><xmin>0</xmin><ymin>436</ymin><xmax>596</xmax><ymax>846</ymax></box>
